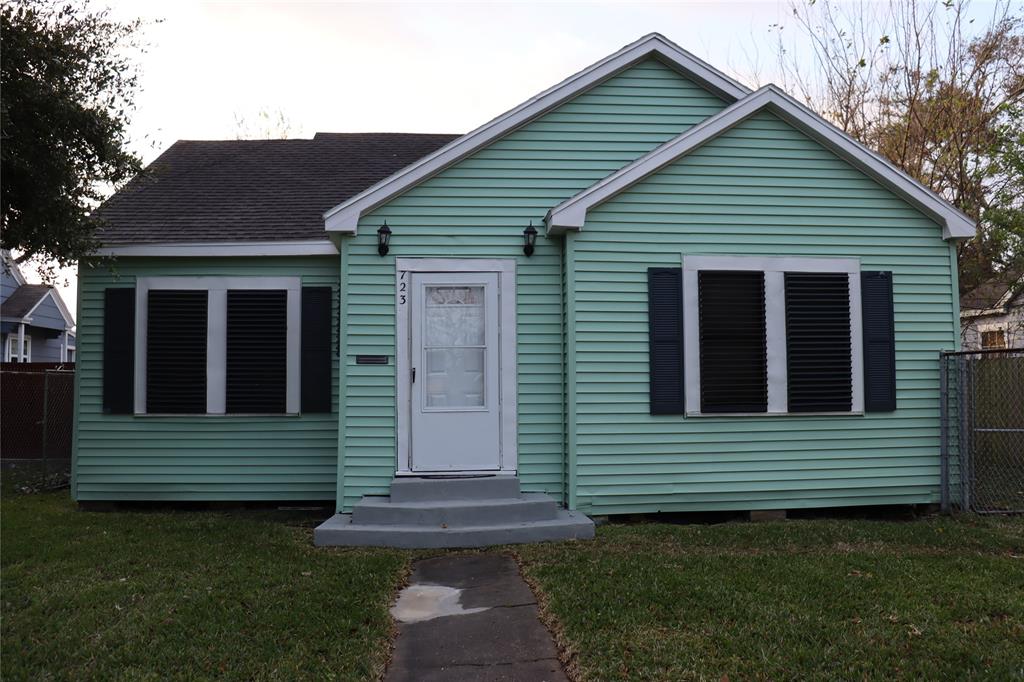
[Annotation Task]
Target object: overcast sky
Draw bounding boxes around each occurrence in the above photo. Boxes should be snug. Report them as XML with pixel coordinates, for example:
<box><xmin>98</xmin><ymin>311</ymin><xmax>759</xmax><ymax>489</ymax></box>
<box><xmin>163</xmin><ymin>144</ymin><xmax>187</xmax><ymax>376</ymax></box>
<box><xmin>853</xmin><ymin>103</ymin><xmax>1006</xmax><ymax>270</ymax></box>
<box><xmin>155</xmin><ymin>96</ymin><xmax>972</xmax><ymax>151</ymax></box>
<box><xmin>25</xmin><ymin>0</ymin><xmax>1005</xmax><ymax>318</ymax></box>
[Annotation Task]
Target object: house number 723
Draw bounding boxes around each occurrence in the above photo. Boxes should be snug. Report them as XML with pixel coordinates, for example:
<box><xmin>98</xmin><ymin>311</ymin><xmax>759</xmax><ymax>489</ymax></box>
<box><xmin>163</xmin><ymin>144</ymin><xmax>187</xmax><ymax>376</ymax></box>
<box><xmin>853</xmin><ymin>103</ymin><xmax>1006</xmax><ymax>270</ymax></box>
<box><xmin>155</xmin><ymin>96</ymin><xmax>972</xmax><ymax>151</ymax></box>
<box><xmin>398</xmin><ymin>271</ymin><xmax>407</xmax><ymax>305</ymax></box>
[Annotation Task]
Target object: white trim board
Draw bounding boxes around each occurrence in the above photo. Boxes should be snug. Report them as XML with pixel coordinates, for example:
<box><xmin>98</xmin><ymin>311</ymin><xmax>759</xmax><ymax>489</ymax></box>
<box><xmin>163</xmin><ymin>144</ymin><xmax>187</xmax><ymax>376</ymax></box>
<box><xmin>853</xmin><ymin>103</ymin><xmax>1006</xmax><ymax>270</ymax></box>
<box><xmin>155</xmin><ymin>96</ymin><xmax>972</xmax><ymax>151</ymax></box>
<box><xmin>394</xmin><ymin>258</ymin><xmax>518</xmax><ymax>475</ymax></box>
<box><xmin>681</xmin><ymin>254</ymin><xmax>864</xmax><ymax>416</ymax></box>
<box><xmin>323</xmin><ymin>33</ymin><xmax>749</xmax><ymax>234</ymax></box>
<box><xmin>546</xmin><ymin>85</ymin><xmax>976</xmax><ymax>241</ymax></box>
<box><xmin>133</xmin><ymin>276</ymin><xmax>301</xmax><ymax>415</ymax></box>
<box><xmin>97</xmin><ymin>240</ymin><xmax>338</xmax><ymax>257</ymax></box>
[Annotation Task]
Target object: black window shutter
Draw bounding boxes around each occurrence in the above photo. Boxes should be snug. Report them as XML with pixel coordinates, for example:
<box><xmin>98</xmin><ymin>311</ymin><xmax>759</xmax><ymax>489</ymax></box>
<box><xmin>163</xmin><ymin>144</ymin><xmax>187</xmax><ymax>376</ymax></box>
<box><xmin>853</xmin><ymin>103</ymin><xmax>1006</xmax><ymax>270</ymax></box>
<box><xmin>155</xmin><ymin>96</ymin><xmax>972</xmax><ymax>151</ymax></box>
<box><xmin>103</xmin><ymin>288</ymin><xmax>135</xmax><ymax>414</ymax></box>
<box><xmin>301</xmin><ymin>286</ymin><xmax>333</xmax><ymax>413</ymax></box>
<box><xmin>647</xmin><ymin>268</ymin><xmax>685</xmax><ymax>415</ymax></box>
<box><xmin>226</xmin><ymin>290</ymin><xmax>288</xmax><ymax>413</ymax></box>
<box><xmin>147</xmin><ymin>290</ymin><xmax>208</xmax><ymax>413</ymax></box>
<box><xmin>784</xmin><ymin>272</ymin><xmax>852</xmax><ymax>412</ymax></box>
<box><xmin>698</xmin><ymin>271</ymin><xmax>767</xmax><ymax>413</ymax></box>
<box><xmin>861</xmin><ymin>271</ymin><xmax>897</xmax><ymax>412</ymax></box>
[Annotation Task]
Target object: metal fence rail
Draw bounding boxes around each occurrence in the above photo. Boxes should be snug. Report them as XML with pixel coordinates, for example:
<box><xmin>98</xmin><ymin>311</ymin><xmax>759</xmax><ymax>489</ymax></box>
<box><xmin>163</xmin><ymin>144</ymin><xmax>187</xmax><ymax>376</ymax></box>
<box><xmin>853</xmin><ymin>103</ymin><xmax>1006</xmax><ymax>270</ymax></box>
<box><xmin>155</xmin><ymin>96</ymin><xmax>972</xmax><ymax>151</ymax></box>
<box><xmin>941</xmin><ymin>348</ymin><xmax>1024</xmax><ymax>514</ymax></box>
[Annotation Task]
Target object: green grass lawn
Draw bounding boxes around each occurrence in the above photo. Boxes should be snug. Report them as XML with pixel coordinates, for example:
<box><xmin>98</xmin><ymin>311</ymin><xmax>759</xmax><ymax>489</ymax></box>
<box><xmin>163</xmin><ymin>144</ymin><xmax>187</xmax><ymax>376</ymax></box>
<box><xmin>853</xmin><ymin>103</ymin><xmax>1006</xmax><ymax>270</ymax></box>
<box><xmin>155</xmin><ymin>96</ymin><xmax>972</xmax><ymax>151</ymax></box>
<box><xmin>517</xmin><ymin>516</ymin><xmax>1024</xmax><ymax>681</ymax></box>
<box><xmin>1</xmin><ymin>491</ymin><xmax>406</xmax><ymax>681</ymax></box>
<box><xmin>4</xmin><ymin>492</ymin><xmax>1024</xmax><ymax>681</ymax></box>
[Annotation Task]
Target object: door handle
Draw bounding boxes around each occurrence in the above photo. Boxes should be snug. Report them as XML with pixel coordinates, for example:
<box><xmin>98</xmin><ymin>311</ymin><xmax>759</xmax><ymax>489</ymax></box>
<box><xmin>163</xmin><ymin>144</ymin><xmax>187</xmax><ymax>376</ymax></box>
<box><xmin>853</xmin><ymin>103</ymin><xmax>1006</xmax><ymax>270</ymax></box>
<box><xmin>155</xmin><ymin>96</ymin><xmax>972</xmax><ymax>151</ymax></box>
<box><xmin>412</xmin><ymin>367</ymin><xmax>416</xmax><ymax>383</ymax></box>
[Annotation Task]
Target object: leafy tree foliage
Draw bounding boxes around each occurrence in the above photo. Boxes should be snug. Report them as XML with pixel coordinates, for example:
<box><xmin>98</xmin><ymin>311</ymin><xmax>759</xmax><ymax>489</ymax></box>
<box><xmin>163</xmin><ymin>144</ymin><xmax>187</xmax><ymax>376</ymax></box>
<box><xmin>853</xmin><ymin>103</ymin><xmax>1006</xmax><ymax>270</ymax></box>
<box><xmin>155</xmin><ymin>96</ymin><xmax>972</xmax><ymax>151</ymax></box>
<box><xmin>772</xmin><ymin>0</ymin><xmax>1024</xmax><ymax>294</ymax></box>
<box><xmin>1</xmin><ymin>1</ymin><xmax>144</xmax><ymax>271</ymax></box>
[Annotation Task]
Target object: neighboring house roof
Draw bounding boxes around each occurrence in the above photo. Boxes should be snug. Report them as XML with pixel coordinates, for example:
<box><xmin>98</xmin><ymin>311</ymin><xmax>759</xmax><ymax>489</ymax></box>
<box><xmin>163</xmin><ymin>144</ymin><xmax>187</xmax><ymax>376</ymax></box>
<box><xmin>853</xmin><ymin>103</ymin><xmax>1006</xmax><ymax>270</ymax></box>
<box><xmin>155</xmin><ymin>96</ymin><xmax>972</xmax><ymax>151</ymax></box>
<box><xmin>95</xmin><ymin>133</ymin><xmax>458</xmax><ymax>246</ymax></box>
<box><xmin>0</xmin><ymin>284</ymin><xmax>75</xmax><ymax>329</ymax></box>
<box><xmin>545</xmin><ymin>85</ymin><xmax>976</xmax><ymax>241</ymax></box>
<box><xmin>1</xmin><ymin>284</ymin><xmax>51</xmax><ymax>318</ymax></box>
<box><xmin>1</xmin><ymin>250</ymin><xmax>27</xmax><ymax>285</ymax></box>
<box><xmin>322</xmin><ymin>32</ymin><xmax>750</xmax><ymax>234</ymax></box>
<box><xmin>960</xmin><ymin>272</ymin><xmax>1024</xmax><ymax>315</ymax></box>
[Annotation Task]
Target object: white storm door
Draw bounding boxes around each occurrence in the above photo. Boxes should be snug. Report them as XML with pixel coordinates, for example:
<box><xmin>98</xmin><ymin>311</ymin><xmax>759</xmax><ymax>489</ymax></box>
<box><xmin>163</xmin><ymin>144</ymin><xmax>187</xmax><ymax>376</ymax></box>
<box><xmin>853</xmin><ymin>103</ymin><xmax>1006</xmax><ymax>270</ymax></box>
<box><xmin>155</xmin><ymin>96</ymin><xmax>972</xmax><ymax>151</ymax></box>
<box><xmin>410</xmin><ymin>272</ymin><xmax>501</xmax><ymax>471</ymax></box>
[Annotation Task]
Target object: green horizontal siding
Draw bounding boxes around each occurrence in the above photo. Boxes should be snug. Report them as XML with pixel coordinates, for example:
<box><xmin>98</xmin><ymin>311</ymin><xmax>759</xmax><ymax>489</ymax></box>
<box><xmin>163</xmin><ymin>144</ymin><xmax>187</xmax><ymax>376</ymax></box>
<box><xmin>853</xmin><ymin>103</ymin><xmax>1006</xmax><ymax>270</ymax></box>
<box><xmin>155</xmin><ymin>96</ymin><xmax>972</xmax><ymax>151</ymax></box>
<box><xmin>74</xmin><ymin>257</ymin><xmax>339</xmax><ymax>501</ymax></box>
<box><xmin>571</xmin><ymin>110</ymin><xmax>957</xmax><ymax>514</ymax></box>
<box><xmin>341</xmin><ymin>58</ymin><xmax>728</xmax><ymax>510</ymax></box>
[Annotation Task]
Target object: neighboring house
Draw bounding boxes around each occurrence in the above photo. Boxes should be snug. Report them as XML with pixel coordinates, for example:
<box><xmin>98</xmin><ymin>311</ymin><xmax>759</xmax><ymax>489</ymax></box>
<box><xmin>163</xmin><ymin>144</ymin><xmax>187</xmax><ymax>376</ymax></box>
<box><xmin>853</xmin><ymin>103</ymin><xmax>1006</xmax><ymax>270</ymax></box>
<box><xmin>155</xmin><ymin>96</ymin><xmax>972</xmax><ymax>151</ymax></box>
<box><xmin>1</xmin><ymin>251</ymin><xmax>75</xmax><ymax>363</ymax></box>
<box><xmin>73</xmin><ymin>34</ymin><xmax>973</xmax><ymax>545</ymax></box>
<box><xmin>960</xmin><ymin>273</ymin><xmax>1024</xmax><ymax>350</ymax></box>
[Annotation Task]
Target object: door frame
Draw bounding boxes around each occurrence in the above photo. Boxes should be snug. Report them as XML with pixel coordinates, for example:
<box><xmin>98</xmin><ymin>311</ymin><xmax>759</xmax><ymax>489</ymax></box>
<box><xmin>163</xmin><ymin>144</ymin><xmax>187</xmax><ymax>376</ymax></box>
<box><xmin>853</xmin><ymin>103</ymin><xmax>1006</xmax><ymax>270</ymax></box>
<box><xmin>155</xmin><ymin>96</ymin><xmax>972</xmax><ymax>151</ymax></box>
<box><xmin>394</xmin><ymin>258</ymin><xmax>518</xmax><ymax>475</ymax></box>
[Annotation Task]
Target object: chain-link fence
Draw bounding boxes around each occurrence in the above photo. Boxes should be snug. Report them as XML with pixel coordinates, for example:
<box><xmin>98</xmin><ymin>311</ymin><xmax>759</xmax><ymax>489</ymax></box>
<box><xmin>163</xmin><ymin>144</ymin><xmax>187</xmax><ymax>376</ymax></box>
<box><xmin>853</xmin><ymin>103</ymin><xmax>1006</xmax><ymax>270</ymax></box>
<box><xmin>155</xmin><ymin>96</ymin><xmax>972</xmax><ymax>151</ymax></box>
<box><xmin>1</xmin><ymin>368</ymin><xmax>75</xmax><ymax>471</ymax></box>
<box><xmin>941</xmin><ymin>348</ymin><xmax>1024</xmax><ymax>514</ymax></box>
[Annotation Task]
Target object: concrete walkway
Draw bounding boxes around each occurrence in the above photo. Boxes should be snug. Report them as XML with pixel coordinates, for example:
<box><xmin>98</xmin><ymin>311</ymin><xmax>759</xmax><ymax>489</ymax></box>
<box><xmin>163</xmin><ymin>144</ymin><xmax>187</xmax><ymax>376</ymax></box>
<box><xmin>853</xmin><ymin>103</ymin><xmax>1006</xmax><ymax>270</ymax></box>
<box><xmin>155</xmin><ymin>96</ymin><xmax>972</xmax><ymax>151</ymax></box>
<box><xmin>384</xmin><ymin>554</ymin><xmax>568</xmax><ymax>682</ymax></box>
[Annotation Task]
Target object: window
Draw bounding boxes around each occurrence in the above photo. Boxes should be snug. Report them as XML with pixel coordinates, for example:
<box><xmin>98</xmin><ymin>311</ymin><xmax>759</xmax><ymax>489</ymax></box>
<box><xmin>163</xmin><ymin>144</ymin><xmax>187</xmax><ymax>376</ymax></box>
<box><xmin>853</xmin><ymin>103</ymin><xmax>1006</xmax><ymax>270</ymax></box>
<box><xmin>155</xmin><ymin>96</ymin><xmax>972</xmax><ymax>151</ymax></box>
<box><xmin>5</xmin><ymin>335</ymin><xmax>31</xmax><ymax>363</ymax></box>
<box><xmin>134</xmin><ymin>277</ymin><xmax>301</xmax><ymax>415</ymax></box>
<box><xmin>226</xmin><ymin>289</ymin><xmax>288</xmax><ymax>413</ymax></box>
<box><xmin>784</xmin><ymin>273</ymin><xmax>852</xmax><ymax>412</ymax></box>
<box><xmin>146</xmin><ymin>290</ymin><xmax>208</xmax><ymax>413</ymax></box>
<box><xmin>981</xmin><ymin>329</ymin><xmax>1006</xmax><ymax>349</ymax></box>
<box><xmin>681</xmin><ymin>256</ymin><xmax>864</xmax><ymax>415</ymax></box>
<box><xmin>697</xmin><ymin>270</ymin><xmax>767</xmax><ymax>413</ymax></box>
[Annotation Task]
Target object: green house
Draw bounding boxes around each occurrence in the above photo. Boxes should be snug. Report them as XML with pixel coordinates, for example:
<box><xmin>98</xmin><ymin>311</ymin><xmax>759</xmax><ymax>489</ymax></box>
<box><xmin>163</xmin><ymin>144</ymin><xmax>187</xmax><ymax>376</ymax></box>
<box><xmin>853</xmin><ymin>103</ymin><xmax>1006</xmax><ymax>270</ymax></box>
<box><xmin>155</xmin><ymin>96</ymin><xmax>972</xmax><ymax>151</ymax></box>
<box><xmin>74</xmin><ymin>34</ymin><xmax>973</xmax><ymax>547</ymax></box>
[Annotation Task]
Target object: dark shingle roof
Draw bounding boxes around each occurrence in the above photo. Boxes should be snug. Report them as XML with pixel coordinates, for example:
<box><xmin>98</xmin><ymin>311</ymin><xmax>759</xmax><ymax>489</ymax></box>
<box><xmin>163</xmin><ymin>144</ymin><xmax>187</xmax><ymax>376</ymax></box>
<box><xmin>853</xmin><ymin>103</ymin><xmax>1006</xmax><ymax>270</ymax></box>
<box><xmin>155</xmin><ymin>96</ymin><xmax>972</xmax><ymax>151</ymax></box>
<box><xmin>1</xmin><ymin>284</ymin><xmax>51</xmax><ymax>318</ymax></box>
<box><xmin>960</xmin><ymin>272</ymin><xmax>1024</xmax><ymax>310</ymax></box>
<box><xmin>95</xmin><ymin>133</ymin><xmax>459</xmax><ymax>244</ymax></box>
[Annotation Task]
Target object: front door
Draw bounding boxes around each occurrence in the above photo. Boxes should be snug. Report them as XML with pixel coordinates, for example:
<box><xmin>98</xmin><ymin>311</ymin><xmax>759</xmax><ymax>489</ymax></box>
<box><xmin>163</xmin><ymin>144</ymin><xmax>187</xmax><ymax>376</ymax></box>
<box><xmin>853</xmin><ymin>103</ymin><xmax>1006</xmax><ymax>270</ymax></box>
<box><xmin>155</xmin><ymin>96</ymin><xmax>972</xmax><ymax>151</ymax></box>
<box><xmin>409</xmin><ymin>271</ymin><xmax>501</xmax><ymax>471</ymax></box>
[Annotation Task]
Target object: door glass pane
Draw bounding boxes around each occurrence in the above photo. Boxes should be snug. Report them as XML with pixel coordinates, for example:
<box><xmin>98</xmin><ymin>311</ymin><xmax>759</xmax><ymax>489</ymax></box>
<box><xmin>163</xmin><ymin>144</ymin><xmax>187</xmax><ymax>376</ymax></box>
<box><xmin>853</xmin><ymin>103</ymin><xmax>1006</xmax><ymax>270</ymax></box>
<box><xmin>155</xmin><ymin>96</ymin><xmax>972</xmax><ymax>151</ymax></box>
<box><xmin>425</xmin><ymin>286</ymin><xmax>484</xmax><ymax>346</ymax></box>
<box><xmin>423</xmin><ymin>285</ymin><xmax>485</xmax><ymax>408</ymax></box>
<box><xmin>425</xmin><ymin>348</ymin><xmax>484</xmax><ymax>407</ymax></box>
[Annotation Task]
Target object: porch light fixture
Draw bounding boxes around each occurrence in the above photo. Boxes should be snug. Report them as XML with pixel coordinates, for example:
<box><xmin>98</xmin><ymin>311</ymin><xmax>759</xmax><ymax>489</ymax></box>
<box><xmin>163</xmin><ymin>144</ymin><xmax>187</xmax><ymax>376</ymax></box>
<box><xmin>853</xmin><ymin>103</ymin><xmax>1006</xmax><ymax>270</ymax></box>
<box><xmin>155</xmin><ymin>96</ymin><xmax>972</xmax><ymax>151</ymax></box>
<box><xmin>523</xmin><ymin>222</ymin><xmax>538</xmax><ymax>257</ymax></box>
<box><xmin>377</xmin><ymin>222</ymin><xmax>392</xmax><ymax>257</ymax></box>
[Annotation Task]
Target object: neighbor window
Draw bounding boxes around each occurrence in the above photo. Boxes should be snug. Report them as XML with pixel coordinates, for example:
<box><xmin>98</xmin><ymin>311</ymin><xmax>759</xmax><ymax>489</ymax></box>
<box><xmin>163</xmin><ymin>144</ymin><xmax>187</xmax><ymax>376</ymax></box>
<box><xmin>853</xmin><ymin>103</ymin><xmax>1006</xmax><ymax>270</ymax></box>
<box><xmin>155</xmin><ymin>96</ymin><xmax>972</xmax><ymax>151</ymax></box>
<box><xmin>4</xmin><ymin>335</ymin><xmax>31</xmax><ymax>363</ymax></box>
<box><xmin>682</xmin><ymin>256</ymin><xmax>863</xmax><ymax>415</ymax></box>
<box><xmin>981</xmin><ymin>329</ymin><xmax>1006</xmax><ymax>349</ymax></box>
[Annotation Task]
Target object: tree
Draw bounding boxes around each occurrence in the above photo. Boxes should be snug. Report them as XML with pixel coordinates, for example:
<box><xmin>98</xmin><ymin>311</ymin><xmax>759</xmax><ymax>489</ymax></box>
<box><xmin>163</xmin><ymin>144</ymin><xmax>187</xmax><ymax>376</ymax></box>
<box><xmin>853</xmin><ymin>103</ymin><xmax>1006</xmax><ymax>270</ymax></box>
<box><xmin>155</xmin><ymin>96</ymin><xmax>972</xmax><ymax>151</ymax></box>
<box><xmin>771</xmin><ymin>0</ymin><xmax>1024</xmax><ymax>294</ymax></box>
<box><xmin>1</xmin><ymin>1</ymin><xmax>145</xmax><ymax>274</ymax></box>
<box><xmin>233</xmin><ymin>108</ymin><xmax>297</xmax><ymax>140</ymax></box>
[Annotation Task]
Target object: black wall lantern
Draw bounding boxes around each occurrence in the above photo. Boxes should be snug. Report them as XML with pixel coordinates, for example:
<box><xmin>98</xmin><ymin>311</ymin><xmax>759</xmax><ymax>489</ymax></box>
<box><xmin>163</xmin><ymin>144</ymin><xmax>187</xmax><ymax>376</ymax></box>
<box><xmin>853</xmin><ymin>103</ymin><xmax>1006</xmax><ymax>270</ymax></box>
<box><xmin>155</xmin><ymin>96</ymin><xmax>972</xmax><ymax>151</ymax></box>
<box><xmin>523</xmin><ymin>222</ymin><xmax>538</xmax><ymax>257</ymax></box>
<box><xmin>377</xmin><ymin>222</ymin><xmax>392</xmax><ymax>257</ymax></box>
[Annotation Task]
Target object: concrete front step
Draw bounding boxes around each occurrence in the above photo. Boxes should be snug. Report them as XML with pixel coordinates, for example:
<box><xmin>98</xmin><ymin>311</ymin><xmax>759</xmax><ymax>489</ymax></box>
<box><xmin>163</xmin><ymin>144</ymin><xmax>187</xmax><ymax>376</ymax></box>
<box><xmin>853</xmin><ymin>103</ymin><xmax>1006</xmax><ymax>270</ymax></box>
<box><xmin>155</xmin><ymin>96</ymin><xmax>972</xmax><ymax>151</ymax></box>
<box><xmin>313</xmin><ymin>509</ymin><xmax>595</xmax><ymax>549</ymax></box>
<box><xmin>351</xmin><ymin>492</ymin><xmax>559</xmax><ymax>526</ymax></box>
<box><xmin>389</xmin><ymin>475</ymin><xmax>519</xmax><ymax>502</ymax></box>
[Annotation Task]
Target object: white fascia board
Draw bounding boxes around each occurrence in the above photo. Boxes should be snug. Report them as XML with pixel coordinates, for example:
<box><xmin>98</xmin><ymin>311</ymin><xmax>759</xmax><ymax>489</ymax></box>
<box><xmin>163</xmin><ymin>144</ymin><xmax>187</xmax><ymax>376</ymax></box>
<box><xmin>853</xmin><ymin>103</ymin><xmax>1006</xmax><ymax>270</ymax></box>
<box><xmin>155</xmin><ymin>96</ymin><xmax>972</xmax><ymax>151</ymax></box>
<box><xmin>322</xmin><ymin>33</ymin><xmax>750</xmax><ymax>234</ymax></box>
<box><xmin>96</xmin><ymin>240</ymin><xmax>339</xmax><ymax>257</ymax></box>
<box><xmin>547</xmin><ymin>85</ymin><xmax>976</xmax><ymax>241</ymax></box>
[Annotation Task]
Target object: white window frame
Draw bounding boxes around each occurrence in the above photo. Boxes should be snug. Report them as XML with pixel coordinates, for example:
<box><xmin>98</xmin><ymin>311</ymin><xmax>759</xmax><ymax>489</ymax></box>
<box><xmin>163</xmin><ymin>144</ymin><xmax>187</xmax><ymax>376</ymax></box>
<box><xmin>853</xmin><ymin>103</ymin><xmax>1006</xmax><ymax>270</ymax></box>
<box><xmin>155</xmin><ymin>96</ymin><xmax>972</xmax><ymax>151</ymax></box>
<box><xmin>134</xmin><ymin>276</ymin><xmax>301</xmax><ymax>415</ymax></box>
<box><xmin>682</xmin><ymin>255</ymin><xmax>864</xmax><ymax>416</ymax></box>
<box><xmin>5</xmin><ymin>334</ymin><xmax>31</xmax><ymax>363</ymax></box>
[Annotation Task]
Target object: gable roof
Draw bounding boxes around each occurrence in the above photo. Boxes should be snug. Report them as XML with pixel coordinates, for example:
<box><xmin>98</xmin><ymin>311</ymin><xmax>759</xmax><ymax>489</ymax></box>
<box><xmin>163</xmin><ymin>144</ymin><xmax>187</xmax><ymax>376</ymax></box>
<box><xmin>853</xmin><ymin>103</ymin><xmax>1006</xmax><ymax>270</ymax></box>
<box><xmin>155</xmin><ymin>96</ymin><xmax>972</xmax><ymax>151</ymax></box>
<box><xmin>1</xmin><ymin>250</ymin><xmax>27</xmax><ymax>286</ymax></box>
<box><xmin>322</xmin><ymin>33</ymin><xmax>751</xmax><ymax>234</ymax></box>
<box><xmin>95</xmin><ymin>133</ymin><xmax>458</xmax><ymax>247</ymax></box>
<box><xmin>0</xmin><ymin>285</ymin><xmax>75</xmax><ymax>328</ymax></box>
<box><xmin>960</xmin><ymin>272</ymin><xmax>1024</xmax><ymax>311</ymax></box>
<box><xmin>1</xmin><ymin>284</ymin><xmax>50</xmax><ymax>319</ymax></box>
<box><xmin>545</xmin><ymin>85</ymin><xmax>976</xmax><ymax>241</ymax></box>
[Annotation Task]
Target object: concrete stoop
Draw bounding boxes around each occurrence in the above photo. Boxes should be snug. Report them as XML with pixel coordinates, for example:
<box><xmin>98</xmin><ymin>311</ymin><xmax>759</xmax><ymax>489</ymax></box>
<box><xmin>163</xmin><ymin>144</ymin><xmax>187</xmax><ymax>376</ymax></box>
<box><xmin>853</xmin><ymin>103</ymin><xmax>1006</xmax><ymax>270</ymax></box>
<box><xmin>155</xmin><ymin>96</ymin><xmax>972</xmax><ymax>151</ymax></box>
<box><xmin>314</xmin><ymin>476</ymin><xmax>595</xmax><ymax>548</ymax></box>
